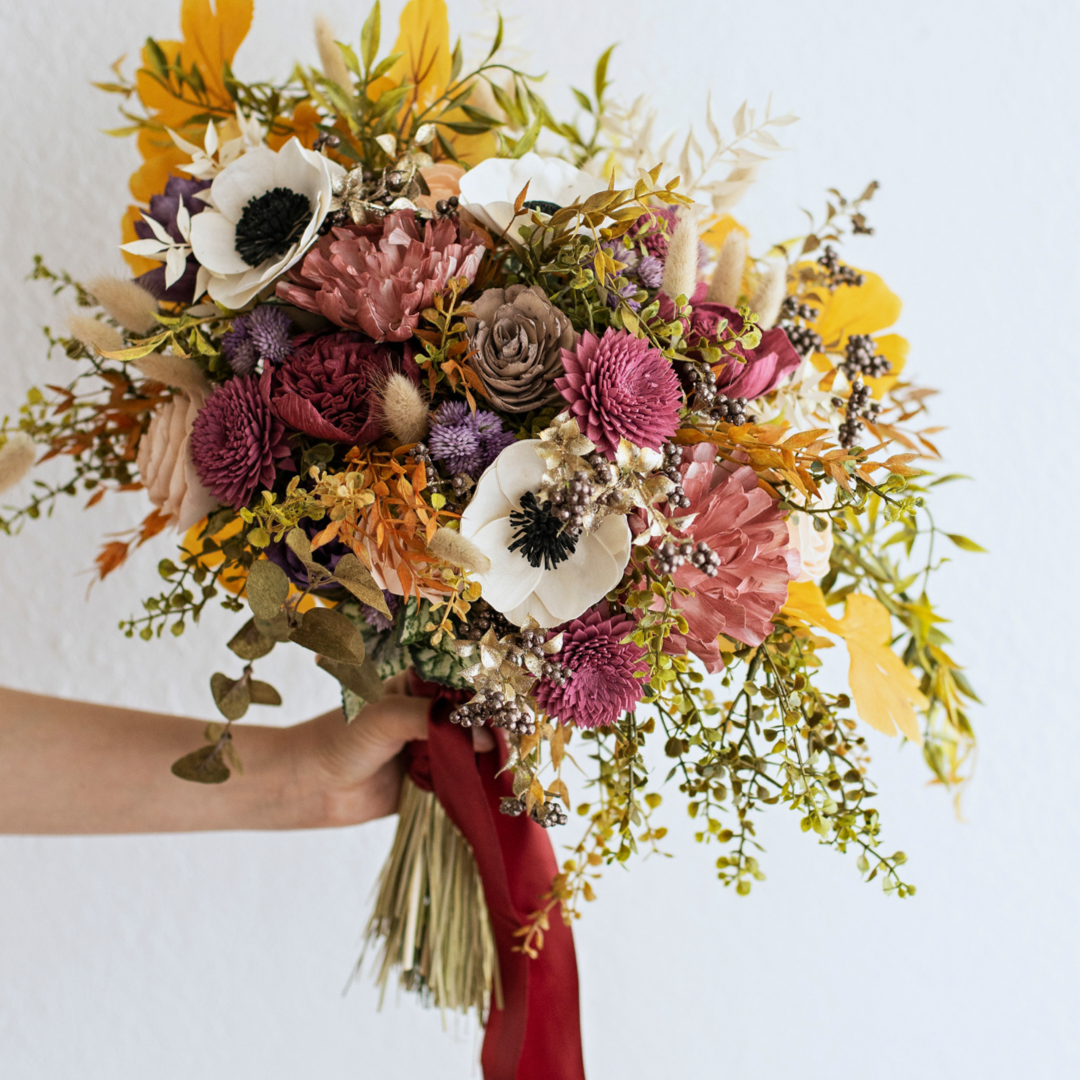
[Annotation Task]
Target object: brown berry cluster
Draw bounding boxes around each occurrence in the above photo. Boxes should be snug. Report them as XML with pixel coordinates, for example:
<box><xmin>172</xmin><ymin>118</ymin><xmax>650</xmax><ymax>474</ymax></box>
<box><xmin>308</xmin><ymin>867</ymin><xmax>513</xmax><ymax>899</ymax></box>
<box><xmin>499</xmin><ymin>795</ymin><xmax>569</xmax><ymax>828</ymax></box>
<box><xmin>834</xmin><ymin>377</ymin><xmax>882</xmax><ymax>448</ymax></box>
<box><xmin>654</xmin><ymin>539</ymin><xmax>721</xmax><ymax>576</ymax></box>
<box><xmin>841</xmin><ymin>334</ymin><xmax>892</xmax><ymax>380</ymax></box>
<box><xmin>817</xmin><ymin>245</ymin><xmax>865</xmax><ymax>290</ymax></box>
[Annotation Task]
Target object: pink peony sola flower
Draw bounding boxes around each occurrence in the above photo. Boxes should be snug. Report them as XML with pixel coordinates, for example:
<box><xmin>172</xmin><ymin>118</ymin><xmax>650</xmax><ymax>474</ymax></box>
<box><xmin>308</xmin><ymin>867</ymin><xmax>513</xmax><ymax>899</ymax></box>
<box><xmin>555</xmin><ymin>328</ymin><xmax>682</xmax><ymax>459</ymax></box>
<box><xmin>189</xmin><ymin>374</ymin><xmax>293</xmax><ymax>510</ymax></box>
<box><xmin>658</xmin><ymin>284</ymin><xmax>800</xmax><ymax>400</ymax></box>
<box><xmin>261</xmin><ymin>330</ymin><xmax>419</xmax><ymax>445</ymax></box>
<box><xmin>656</xmin><ymin>443</ymin><xmax>799</xmax><ymax>671</ymax></box>
<box><xmin>535</xmin><ymin>606</ymin><xmax>648</xmax><ymax>729</ymax></box>
<box><xmin>276</xmin><ymin>210</ymin><xmax>484</xmax><ymax>342</ymax></box>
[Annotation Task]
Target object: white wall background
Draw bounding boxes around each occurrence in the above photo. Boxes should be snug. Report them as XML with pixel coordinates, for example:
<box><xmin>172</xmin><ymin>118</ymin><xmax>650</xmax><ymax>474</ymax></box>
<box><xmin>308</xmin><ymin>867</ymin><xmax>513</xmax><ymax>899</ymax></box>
<box><xmin>1</xmin><ymin>0</ymin><xmax>1077</xmax><ymax>1076</ymax></box>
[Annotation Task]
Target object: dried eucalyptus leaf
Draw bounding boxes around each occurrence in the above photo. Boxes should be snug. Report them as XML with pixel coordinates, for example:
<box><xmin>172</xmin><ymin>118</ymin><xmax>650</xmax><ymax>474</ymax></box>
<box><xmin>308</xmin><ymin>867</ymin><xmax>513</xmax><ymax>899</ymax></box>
<box><xmin>246</xmin><ymin>559</ymin><xmax>289</xmax><ymax>621</ymax></box>
<box><xmin>332</xmin><ymin>554</ymin><xmax>390</xmax><ymax>614</ymax></box>
<box><xmin>290</xmin><ymin>607</ymin><xmax>366</xmax><ymax>664</ymax></box>
<box><xmin>210</xmin><ymin>671</ymin><xmax>251</xmax><ymax>721</ymax></box>
<box><xmin>249</xmin><ymin>680</ymin><xmax>282</xmax><ymax>707</ymax></box>
<box><xmin>254</xmin><ymin>609</ymin><xmax>293</xmax><ymax>642</ymax></box>
<box><xmin>227</xmin><ymin>618</ymin><xmax>275</xmax><ymax>661</ymax></box>
<box><xmin>171</xmin><ymin>745</ymin><xmax>230</xmax><ymax>784</ymax></box>
<box><xmin>285</xmin><ymin>527</ymin><xmax>317</xmax><ymax>566</ymax></box>
<box><xmin>317</xmin><ymin>655</ymin><xmax>385</xmax><ymax>709</ymax></box>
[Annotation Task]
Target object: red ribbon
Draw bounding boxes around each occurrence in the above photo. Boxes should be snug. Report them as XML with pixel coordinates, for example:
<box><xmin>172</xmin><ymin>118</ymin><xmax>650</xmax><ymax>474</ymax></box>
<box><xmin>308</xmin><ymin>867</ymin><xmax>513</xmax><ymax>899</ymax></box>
<box><xmin>405</xmin><ymin>672</ymin><xmax>586</xmax><ymax>1080</ymax></box>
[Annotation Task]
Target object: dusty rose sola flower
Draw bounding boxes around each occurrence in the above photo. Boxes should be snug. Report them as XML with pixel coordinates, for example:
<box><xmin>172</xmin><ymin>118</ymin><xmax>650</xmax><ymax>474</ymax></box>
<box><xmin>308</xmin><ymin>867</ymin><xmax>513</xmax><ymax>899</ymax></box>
<box><xmin>555</xmin><ymin>329</ymin><xmax>682</xmax><ymax>458</ymax></box>
<box><xmin>659</xmin><ymin>443</ymin><xmax>799</xmax><ymax>671</ymax></box>
<box><xmin>189</xmin><ymin>374</ymin><xmax>292</xmax><ymax>510</ymax></box>
<box><xmin>277</xmin><ymin>210</ymin><xmax>484</xmax><ymax>342</ymax></box>
<box><xmin>534</xmin><ymin>606</ymin><xmax>647</xmax><ymax>729</ymax></box>
<box><xmin>261</xmin><ymin>331</ymin><xmax>419</xmax><ymax>445</ymax></box>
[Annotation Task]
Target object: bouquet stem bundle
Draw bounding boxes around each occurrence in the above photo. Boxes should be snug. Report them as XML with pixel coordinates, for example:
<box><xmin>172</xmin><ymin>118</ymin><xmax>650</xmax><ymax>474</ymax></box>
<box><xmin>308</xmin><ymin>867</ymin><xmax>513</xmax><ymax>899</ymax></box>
<box><xmin>362</xmin><ymin>776</ymin><xmax>502</xmax><ymax>1018</ymax></box>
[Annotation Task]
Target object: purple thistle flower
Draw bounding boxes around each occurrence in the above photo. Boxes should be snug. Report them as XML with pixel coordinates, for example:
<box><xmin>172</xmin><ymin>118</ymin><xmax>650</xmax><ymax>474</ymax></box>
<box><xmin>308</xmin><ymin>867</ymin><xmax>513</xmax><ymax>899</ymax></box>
<box><xmin>637</xmin><ymin>255</ymin><xmax>664</xmax><ymax>290</ymax></box>
<box><xmin>435</xmin><ymin>400</ymin><xmax>471</xmax><ymax>425</ymax></box>
<box><xmin>429</xmin><ymin>417</ymin><xmax>483</xmax><ymax>475</ymax></box>
<box><xmin>360</xmin><ymin>591</ymin><xmax>400</xmax><ymax>632</ymax></box>
<box><xmin>475</xmin><ymin>411</ymin><xmax>517</xmax><ymax>471</ymax></box>
<box><xmin>221</xmin><ymin>317</ymin><xmax>258</xmax><ymax>376</ymax></box>
<box><xmin>248</xmin><ymin>305</ymin><xmax>293</xmax><ymax>365</ymax></box>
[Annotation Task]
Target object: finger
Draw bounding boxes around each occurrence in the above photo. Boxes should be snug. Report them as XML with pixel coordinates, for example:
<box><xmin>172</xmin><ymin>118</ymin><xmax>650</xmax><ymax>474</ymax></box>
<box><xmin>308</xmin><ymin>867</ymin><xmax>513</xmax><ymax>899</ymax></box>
<box><xmin>357</xmin><ymin>693</ymin><xmax>430</xmax><ymax>748</ymax></box>
<box><xmin>472</xmin><ymin>726</ymin><xmax>496</xmax><ymax>753</ymax></box>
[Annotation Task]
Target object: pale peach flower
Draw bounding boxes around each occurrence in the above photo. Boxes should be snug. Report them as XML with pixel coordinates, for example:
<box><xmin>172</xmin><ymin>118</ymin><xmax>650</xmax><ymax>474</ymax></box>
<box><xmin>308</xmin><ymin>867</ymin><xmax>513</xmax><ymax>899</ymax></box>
<box><xmin>135</xmin><ymin>356</ymin><xmax>217</xmax><ymax>531</ymax></box>
<box><xmin>786</xmin><ymin>508</ymin><xmax>835</xmax><ymax>583</ymax></box>
<box><xmin>417</xmin><ymin>163</ymin><xmax>465</xmax><ymax>213</ymax></box>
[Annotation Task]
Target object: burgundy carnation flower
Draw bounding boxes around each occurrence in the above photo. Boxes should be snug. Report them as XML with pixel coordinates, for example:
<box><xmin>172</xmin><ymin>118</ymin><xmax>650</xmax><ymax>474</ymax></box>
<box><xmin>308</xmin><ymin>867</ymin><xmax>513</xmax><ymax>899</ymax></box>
<box><xmin>657</xmin><ymin>443</ymin><xmax>799</xmax><ymax>671</ymax></box>
<box><xmin>658</xmin><ymin>284</ymin><xmax>800</xmax><ymax>400</ymax></box>
<box><xmin>277</xmin><ymin>210</ymin><xmax>484</xmax><ymax>342</ymax></box>
<box><xmin>535</xmin><ymin>606</ymin><xmax>647</xmax><ymax>729</ymax></box>
<box><xmin>261</xmin><ymin>331</ymin><xmax>420</xmax><ymax>445</ymax></box>
<box><xmin>189</xmin><ymin>374</ymin><xmax>292</xmax><ymax>510</ymax></box>
<box><xmin>555</xmin><ymin>328</ymin><xmax>682</xmax><ymax>458</ymax></box>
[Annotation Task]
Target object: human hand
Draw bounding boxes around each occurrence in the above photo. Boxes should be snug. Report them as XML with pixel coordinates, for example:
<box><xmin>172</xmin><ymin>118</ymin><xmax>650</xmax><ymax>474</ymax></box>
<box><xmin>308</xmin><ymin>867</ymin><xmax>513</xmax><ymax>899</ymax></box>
<box><xmin>282</xmin><ymin>672</ymin><xmax>496</xmax><ymax>828</ymax></box>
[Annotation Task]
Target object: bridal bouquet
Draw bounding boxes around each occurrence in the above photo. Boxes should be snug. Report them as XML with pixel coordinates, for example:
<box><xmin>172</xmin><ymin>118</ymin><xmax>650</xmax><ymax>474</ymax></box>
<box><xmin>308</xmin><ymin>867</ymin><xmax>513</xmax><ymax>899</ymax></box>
<box><xmin>0</xmin><ymin>0</ymin><xmax>980</xmax><ymax>1074</ymax></box>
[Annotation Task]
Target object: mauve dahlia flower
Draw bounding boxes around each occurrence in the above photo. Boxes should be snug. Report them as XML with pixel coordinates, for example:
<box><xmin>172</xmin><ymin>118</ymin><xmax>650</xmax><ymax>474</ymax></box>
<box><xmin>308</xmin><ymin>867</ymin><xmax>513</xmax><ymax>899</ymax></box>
<box><xmin>189</xmin><ymin>374</ymin><xmax>292</xmax><ymax>510</ymax></box>
<box><xmin>658</xmin><ymin>285</ymin><xmax>800</xmax><ymax>400</ymax></box>
<box><xmin>262</xmin><ymin>331</ymin><xmax>419</xmax><ymax>445</ymax></box>
<box><xmin>277</xmin><ymin>210</ymin><xmax>484</xmax><ymax>342</ymax></box>
<box><xmin>534</xmin><ymin>606</ymin><xmax>647</xmax><ymax>729</ymax></box>
<box><xmin>658</xmin><ymin>443</ymin><xmax>799</xmax><ymax>671</ymax></box>
<box><xmin>555</xmin><ymin>329</ymin><xmax>683</xmax><ymax>458</ymax></box>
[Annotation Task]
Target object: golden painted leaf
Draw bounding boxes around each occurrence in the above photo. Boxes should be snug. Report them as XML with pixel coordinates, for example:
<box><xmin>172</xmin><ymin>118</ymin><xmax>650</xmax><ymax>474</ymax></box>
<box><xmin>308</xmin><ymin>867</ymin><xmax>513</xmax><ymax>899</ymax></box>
<box><xmin>699</xmin><ymin>215</ymin><xmax>750</xmax><ymax>252</ymax></box>
<box><xmin>179</xmin><ymin>0</ymin><xmax>254</xmax><ymax>105</ymax></box>
<box><xmin>783</xmin><ymin>581</ymin><xmax>843</xmax><ymax>634</ymax></box>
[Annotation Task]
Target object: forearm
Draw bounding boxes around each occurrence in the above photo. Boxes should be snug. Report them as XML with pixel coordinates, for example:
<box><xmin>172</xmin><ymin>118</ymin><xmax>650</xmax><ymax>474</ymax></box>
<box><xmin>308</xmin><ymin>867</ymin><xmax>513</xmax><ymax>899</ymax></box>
<box><xmin>0</xmin><ymin>688</ymin><xmax>331</xmax><ymax>834</ymax></box>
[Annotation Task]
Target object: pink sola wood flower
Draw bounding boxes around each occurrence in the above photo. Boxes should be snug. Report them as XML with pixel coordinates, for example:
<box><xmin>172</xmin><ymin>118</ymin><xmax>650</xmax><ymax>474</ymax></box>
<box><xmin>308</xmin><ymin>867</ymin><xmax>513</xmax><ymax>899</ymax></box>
<box><xmin>555</xmin><ymin>328</ymin><xmax>682</xmax><ymax>458</ymax></box>
<box><xmin>657</xmin><ymin>443</ymin><xmax>799</xmax><ymax>672</ymax></box>
<box><xmin>277</xmin><ymin>210</ymin><xmax>484</xmax><ymax>342</ymax></box>
<box><xmin>534</xmin><ymin>606</ymin><xmax>648</xmax><ymax>729</ymax></box>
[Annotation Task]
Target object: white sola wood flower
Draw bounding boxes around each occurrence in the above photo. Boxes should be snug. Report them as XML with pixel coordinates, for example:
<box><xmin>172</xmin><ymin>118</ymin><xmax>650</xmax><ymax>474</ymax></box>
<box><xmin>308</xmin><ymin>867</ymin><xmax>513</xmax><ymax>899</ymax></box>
<box><xmin>188</xmin><ymin>137</ymin><xmax>345</xmax><ymax>309</ymax></box>
<box><xmin>458</xmin><ymin>152</ymin><xmax>607</xmax><ymax>250</ymax></box>
<box><xmin>459</xmin><ymin>439</ymin><xmax>631</xmax><ymax>628</ymax></box>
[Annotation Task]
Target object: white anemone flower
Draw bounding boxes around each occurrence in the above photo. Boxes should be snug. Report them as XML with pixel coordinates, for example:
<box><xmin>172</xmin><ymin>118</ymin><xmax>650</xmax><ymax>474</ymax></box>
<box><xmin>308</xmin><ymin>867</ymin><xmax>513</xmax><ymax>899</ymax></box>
<box><xmin>459</xmin><ymin>439</ymin><xmax>632</xmax><ymax>629</ymax></box>
<box><xmin>458</xmin><ymin>152</ymin><xmax>607</xmax><ymax>250</ymax></box>
<box><xmin>188</xmin><ymin>137</ymin><xmax>345</xmax><ymax>310</ymax></box>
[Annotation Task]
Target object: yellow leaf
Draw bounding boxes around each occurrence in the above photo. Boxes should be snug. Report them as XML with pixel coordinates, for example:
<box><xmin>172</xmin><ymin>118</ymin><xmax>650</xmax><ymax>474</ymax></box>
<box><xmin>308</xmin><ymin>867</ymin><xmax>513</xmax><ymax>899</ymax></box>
<box><xmin>783</xmin><ymin>582</ymin><xmax>926</xmax><ymax>742</ymax></box>
<box><xmin>805</xmin><ymin>269</ymin><xmax>902</xmax><ymax>372</ymax></box>
<box><xmin>699</xmin><ymin>215</ymin><xmax>750</xmax><ymax>253</ymax></box>
<box><xmin>179</xmin><ymin>0</ymin><xmax>254</xmax><ymax>104</ymax></box>
<box><xmin>840</xmin><ymin>595</ymin><xmax>927</xmax><ymax>742</ymax></box>
<box><xmin>367</xmin><ymin>0</ymin><xmax>494</xmax><ymax>165</ymax></box>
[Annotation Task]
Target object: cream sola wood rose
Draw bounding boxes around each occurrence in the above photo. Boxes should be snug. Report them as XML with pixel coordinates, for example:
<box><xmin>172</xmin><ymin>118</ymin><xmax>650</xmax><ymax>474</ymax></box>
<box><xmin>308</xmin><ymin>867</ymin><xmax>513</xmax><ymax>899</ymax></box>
<box><xmin>133</xmin><ymin>355</ymin><xmax>217</xmax><ymax>531</ymax></box>
<box><xmin>459</xmin><ymin>439</ymin><xmax>632</xmax><ymax>628</ymax></box>
<box><xmin>457</xmin><ymin>152</ymin><xmax>608</xmax><ymax>249</ymax></box>
<box><xmin>188</xmin><ymin>138</ymin><xmax>345</xmax><ymax>309</ymax></box>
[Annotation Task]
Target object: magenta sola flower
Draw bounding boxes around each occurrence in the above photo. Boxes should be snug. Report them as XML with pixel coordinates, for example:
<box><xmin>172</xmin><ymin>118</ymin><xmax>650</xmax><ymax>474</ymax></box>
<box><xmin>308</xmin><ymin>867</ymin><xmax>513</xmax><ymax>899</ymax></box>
<box><xmin>555</xmin><ymin>328</ymin><xmax>682</xmax><ymax>459</ymax></box>
<box><xmin>189</xmin><ymin>374</ymin><xmax>292</xmax><ymax>510</ymax></box>
<box><xmin>535</xmin><ymin>607</ymin><xmax>648</xmax><ymax>729</ymax></box>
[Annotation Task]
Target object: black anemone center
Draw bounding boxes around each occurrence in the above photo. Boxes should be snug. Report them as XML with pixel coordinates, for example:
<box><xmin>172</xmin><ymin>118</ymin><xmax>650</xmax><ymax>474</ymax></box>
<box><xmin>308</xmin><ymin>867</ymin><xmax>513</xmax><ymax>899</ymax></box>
<box><xmin>523</xmin><ymin>199</ymin><xmax>561</xmax><ymax>216</ymax></box>
<box><xmin>234</xmin><ymin>187</ymin><xmax>312</xmax><ymax>267</ymax></box>
<box><xmin>508</xmin><ymin>492</ymin><xmax>578</xmax><ymax>571</ymax></box>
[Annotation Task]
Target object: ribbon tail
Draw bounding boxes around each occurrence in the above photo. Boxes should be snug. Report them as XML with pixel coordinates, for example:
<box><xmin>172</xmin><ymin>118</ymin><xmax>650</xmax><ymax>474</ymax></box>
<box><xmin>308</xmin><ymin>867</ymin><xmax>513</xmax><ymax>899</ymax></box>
<box><xmin>414</xmin><ymin>677</ymin><xmax>585</xmax><ymax>1080</ymax></box>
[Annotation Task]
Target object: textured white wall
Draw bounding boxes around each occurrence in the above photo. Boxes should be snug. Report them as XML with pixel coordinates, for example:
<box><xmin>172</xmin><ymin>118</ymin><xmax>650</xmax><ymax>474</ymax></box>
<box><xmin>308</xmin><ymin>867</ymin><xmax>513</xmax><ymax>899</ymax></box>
<box><xmin>1</xmin><ymin>0</ymin><xmax>1077</xmax><ymax>1076</ymax></box>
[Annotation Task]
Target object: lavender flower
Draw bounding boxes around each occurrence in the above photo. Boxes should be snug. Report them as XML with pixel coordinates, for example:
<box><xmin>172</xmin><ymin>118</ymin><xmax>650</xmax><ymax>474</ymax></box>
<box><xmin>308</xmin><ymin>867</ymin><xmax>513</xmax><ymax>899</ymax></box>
<box><xmin>428</xmin><ymin>402</ymin><xmax>516</xmax><ymax>477</ymax></box>
<box><xmin>637</xmin><ymin>255</ymin><xmax>664</xmax><ymax>290</ymax></box>
<box><xmin>360</xmin><ymin>591</ymin><xmax>400</xmax><ymax>632</ymax></box>
<box><xmin>222</xmin><ymin>306</ymin><xmax>293</xmax><ymax>376</ymax></box>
